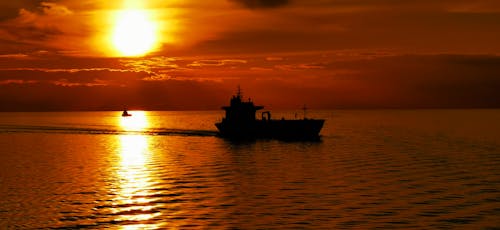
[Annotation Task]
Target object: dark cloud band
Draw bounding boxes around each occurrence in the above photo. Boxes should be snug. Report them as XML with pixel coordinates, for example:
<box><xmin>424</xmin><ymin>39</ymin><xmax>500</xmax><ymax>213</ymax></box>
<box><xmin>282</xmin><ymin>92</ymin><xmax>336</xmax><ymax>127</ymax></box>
<box><xmin>230</xmin><ymin>0</ymin><xmax>290</xmax><ymax>9</ymax></box>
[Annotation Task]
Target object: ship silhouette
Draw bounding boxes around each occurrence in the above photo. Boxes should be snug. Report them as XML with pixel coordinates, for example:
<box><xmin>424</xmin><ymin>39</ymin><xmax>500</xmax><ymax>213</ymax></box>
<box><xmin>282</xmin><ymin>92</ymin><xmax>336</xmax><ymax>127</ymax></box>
<box><xmin>121</xmin><ymin>109</ymin><xmax>132</xmax><ymax>117</ymax></box>
<box><xmin>215</xmin><ymin>88</ymin><xmax>325</xmax><ymax>140</ymax></box>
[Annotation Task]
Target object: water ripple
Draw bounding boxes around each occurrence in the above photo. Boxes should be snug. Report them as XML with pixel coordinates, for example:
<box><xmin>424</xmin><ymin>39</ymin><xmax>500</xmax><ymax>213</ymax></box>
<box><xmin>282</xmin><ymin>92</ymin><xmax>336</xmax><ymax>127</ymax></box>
<box><xmin>1</xmin><ymin>111</ymin><xmax>500</xmax><ymax>229</ymax></box>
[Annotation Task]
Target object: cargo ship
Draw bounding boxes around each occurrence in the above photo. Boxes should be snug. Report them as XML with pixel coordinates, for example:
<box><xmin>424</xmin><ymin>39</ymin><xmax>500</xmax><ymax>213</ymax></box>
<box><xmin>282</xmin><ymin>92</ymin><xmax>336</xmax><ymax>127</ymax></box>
<box><xmin>215</xmin><ymin>88</ymin><xmax>324</xmax><ymax>140</ymax></box>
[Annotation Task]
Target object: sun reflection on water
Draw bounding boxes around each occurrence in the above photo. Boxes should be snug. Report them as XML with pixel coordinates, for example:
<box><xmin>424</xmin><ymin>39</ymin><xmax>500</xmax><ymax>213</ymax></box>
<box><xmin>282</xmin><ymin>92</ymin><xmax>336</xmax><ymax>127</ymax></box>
<box><xmin>120</xmin><ymin>111</ymin><xmax>148</xmax><ymax>132</ymax></box>
<box><xmin>114</xmin><ymin>111</ymin><xmax>161</xmax><ymax>229</ymax></box>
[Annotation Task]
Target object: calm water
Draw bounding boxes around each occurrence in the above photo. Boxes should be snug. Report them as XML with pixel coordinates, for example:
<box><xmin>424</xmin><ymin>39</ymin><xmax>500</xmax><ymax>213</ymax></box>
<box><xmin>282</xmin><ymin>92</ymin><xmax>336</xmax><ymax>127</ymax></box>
<box><xmin>0</xmin><ymin>110</ymin><xmax>499</xmax><ymax>229</ymax></box>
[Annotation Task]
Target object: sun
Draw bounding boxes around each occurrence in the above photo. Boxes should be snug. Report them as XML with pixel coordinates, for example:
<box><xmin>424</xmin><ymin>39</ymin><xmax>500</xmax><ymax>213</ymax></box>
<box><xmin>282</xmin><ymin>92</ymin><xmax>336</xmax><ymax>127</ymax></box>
<box><xmin>112</xmin><ymin>10</ymin><xmax>158</xmax><ymax>56</ymax></box>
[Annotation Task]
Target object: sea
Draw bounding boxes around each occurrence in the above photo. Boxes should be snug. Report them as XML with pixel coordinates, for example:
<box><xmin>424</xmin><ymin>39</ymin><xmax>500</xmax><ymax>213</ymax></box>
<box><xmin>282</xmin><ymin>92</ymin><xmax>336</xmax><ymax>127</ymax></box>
<box><xmin>0</xmin><ymin>110</ymin><xmax>499</xmax><ymax>229</ymax></box>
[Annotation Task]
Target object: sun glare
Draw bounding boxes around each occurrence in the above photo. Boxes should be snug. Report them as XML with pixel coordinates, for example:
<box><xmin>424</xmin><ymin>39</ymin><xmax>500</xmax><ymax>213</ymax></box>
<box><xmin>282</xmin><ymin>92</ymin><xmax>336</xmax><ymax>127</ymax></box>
<box><xmin>120</xmin><ymin>111</ymin><xmax>148</xmax><ymax>131</ymax></box>
<box><xmin>112</xmin><ymin>10</ymin><xmax>158</xmax><ymax>56</ymax></box>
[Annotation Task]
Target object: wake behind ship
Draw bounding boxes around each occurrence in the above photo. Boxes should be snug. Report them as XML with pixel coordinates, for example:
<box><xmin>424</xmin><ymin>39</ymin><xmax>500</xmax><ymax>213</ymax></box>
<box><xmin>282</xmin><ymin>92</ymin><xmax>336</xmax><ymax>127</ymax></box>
<box><xmin>215</xmin><ymin>89</ymin><xmax>325</xmax><ymax>140</ymax></box>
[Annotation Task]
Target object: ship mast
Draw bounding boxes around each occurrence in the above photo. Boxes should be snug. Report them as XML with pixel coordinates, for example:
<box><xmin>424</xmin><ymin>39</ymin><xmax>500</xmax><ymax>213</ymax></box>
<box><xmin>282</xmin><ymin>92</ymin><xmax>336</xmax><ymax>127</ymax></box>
<box><xmin>237</xmin><ymin>85</ymin><xmax>242</xmax><ymax>99</ymax></box>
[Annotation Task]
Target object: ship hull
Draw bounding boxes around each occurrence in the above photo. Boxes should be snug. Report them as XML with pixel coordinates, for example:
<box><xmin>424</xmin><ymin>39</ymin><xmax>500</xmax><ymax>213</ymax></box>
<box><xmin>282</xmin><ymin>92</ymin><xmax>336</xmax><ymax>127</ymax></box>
<box><xmin>215</xmin><ymin>119</ymin><xmax>324</xmax><ymax>140</ymax></box>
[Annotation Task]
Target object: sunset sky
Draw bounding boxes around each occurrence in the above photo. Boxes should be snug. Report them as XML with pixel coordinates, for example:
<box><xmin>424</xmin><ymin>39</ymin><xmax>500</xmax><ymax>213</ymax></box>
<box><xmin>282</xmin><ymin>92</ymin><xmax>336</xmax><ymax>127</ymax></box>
<box><xmin>1</xmin><ymin>0</ymin><xmax>499</xmax><ymax>111</ymax></box>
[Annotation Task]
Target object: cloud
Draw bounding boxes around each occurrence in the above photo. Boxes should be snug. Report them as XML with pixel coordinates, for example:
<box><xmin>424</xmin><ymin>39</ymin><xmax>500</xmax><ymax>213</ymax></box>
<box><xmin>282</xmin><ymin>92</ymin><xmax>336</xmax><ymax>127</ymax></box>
<box><xmin>0</xmin><ymin>79</ymin><xmax>37</xmax><ymax>85</ymax></box>
<box><xmin>230</xmin><ymin>0</ymin><xmax>291</xmax><ymax>9</ymax></box>
<box><xmin>0</xmin><ymin>52</ymin><xmax>500</xmax><ymax>110</ymax></box>
<box><xmin>0</xmin><ymin>68</ymin><xmax>148</xmax><ymax>87</ymax></box>
<box><xmin>0</xmin><ymin>0</ymin><xmax>44</xmax><ymax>20</ymax></box>
<box><xmin>0</xmin><ymin>1</ymin><xmax>93</xmax><ymax>55</ymax></box>
<box><xmin>275</xmin><ymin>63</ymin><xmax>326</xmax><ymax>70</ymax></box>
<box><xmin>0</xmin><ymin>53</ymin><xmax>31</xmax><ymax>59</ymax></box>
<box><xmin>0</xmin><ymin>76</ymin><xmax>231</xmax><ymax>111</ymax></box>
<box><xmin>187</xmin><ymin>59</ymin><xmax>248</xmax><ymax>67</ymax></box>
<box><xmin>266</xmin><ymin>56</ymin><xmax>283</xmax><ymax>61</ymax></box>
<box><xmin>3</xmin><ymin>0</ymin><xmax>500</xmax><ymax>58</ymax></box>
<box><xmin>120</xmin><ymin>57</ymin><xmax>181</xmax><ymax>74</ymax></box>
<box><xmin>53</xmin><ymin>78</ymin><xmax>108</xmax><ymax>87</ymax></box>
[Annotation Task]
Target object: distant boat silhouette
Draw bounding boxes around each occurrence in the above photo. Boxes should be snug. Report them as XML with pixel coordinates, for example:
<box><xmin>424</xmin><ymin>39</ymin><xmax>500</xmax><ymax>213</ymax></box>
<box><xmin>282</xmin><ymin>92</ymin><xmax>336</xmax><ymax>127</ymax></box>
<box><xmin>122</xmin><ymin>109</ymin><xmax>132</xmax><ymax>117</ymax></box>
<box><xmin>215</xmin><ymin>87</ymin><xmax>325</xmax><ymax>140</ymax></box>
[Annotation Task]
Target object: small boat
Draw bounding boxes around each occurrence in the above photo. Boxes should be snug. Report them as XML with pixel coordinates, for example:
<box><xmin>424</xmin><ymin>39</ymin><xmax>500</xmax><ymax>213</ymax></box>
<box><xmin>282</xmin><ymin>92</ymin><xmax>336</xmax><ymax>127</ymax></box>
<box><xmin>215</xmin><ymin>88</ymin><xmax>325</xmax><ymax>140</ymax></box>
<box><xmin>122</xmin><ymin>110</ymin><xmax>132</xmax><ymax>117</ymax></box>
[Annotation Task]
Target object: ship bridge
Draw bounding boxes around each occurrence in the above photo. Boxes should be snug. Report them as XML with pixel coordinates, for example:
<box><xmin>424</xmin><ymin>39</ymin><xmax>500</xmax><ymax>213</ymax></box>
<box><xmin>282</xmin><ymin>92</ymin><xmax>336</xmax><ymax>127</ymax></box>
<box><xmin>221</xmin><ymin>90</ymin><xmax>263</xmax><ymax>124</ymax></box>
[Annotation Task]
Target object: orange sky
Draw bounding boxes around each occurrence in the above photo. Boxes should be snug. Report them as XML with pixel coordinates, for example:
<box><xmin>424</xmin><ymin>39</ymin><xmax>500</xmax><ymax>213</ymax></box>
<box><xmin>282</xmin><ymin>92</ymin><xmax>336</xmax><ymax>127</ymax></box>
<box><xmin>0</xmin><ymin>0</ymin><xmax>500</xmax><ymax>111</ymax></box>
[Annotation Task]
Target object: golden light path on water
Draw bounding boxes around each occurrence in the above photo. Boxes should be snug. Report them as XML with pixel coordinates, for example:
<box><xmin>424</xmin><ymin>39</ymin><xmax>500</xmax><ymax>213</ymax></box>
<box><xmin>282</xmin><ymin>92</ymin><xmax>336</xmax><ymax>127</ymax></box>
<box><xmin>116</xmin><ymin>111</ymin><xmax>161</xmax><ymax>229</ymax></box>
